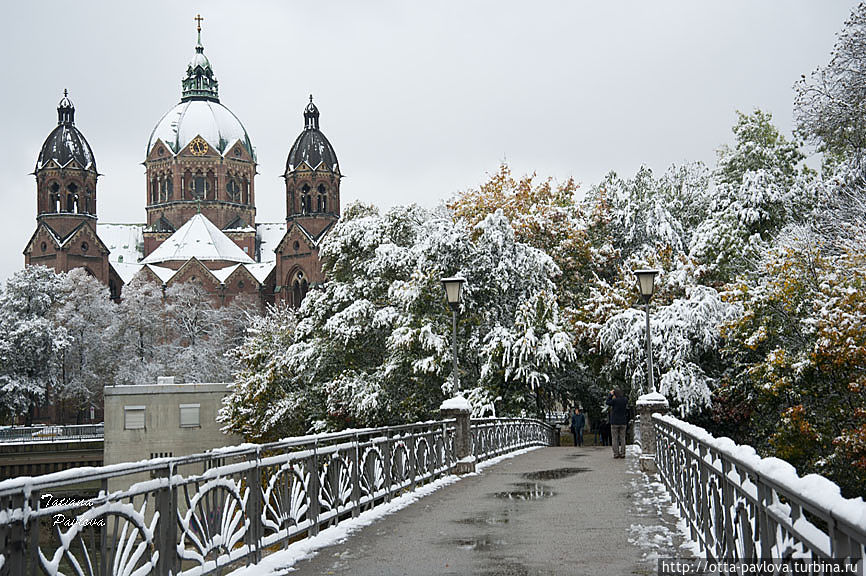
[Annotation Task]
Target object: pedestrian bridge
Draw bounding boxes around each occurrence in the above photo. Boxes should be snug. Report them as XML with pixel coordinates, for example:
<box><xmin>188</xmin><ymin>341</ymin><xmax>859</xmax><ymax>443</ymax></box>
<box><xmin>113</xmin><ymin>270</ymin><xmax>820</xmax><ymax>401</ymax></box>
<box><xmin>0</xmin><ymin>414</ymin><xmax>863</xmax><ymax>575</ymax></box>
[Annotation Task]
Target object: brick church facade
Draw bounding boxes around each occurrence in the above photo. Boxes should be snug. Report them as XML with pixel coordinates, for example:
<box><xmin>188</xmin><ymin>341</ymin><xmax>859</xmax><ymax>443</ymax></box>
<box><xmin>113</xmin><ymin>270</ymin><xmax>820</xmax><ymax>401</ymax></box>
<box><xmin>24</xmin><ymin>22</ymin><xmax>341</xmax><ymax>309</ymax></box>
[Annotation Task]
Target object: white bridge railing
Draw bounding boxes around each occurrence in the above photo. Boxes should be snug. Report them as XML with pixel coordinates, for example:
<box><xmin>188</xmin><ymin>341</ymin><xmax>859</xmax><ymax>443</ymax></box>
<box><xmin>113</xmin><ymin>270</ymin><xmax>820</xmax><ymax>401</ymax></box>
<box><xmin>0</xmin><ymin>417</ymin><xmax>554</xmax><ymax>576</ymax></box>
<box><xmin>653</xmin><ymin>413</ymin><xmax>866</xmax><ymax>573</ymax></box>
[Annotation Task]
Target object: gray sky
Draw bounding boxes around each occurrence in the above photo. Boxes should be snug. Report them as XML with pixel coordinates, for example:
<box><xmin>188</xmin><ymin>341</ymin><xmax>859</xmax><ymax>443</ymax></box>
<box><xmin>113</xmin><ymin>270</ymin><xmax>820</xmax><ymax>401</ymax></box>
<box><xmin>0</xmin><ymin>1</ymin><xmax>856</xmax><ymax>284</ymax></box>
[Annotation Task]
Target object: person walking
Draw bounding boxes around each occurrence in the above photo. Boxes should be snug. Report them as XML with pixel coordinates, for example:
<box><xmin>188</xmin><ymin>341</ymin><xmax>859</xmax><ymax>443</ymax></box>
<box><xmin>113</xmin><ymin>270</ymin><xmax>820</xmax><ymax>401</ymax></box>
<box><xmin>606</xmin><ymin>388</ymin><xmax>628</xmax><ymax>458</ymax></box>
<box><xmin>570</xmin><ymin>407</ymin><xmax>586</xmax><ymax>447</ymax></box>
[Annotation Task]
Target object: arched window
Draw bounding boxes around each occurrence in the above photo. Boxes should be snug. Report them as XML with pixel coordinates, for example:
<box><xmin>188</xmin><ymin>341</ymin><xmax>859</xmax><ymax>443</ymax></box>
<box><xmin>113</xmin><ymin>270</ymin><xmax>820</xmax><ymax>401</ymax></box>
<box><xmin>159</xmin><ymin>176</ymin><xmax>173</xmax><ymax>202</ymax></box>
<box><xmin>151</xmin><ymin>177</ymin><xmax>158</xmax><ymax>203</ymax></box>
<box><xmin>243</xmin><ymin>178</ymin><xmax>250</xmax><ymax>204</ymax></box>
<box><xmin>226</xmin><ymin>179</ymin><xmax>240</xmax><ymax>202</ymax></box>
<box><xmin>289</xmin><ymin>270</ymin><xmax>308</xmax><ymax>309</ymax></box>
<box><xmin>206</xmin><ymin>171</ymin><xmax>216</xmax><ymax>201</ymax></box>
<box><xmin>47</xmin><ymin>183</ymin><xmax>60</xmax><ymax>212</ymax></box>
<box><xmin>301</xmin><ymin>184</ymin><xmax>311</xmax><ymax>214</ymax></box>
<box><xmin>192</xmin><ymin>173</ymin><xmax>206</xmax><ymax>199</ymax></box>
<box><xmin>317</xmin><ymin>184</ymin><xmax>327</xmax><ymax>212</ymax></box>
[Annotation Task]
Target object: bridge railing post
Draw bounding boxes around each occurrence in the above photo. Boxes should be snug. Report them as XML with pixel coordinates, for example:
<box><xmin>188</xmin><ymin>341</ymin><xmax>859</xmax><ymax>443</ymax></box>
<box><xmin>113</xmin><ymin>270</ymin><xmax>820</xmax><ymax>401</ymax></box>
<box><xmin>636</xmin><ymin>392</ymin><xmax>668</xmax><ymax>473</ymax></box>
<box><xmin>244</xmin><ymin>448</ymin><xmax>263</xmax><ymax>565</ymax></box>
<box><xmin>155</xmin><ymin>462</ymin><xmax>177</xmax><ymax>576</ymax></box>
<box><xmin>440</xmin><ymin>405</ymin><xmax>474</xmax><ymax>474</ymax></box>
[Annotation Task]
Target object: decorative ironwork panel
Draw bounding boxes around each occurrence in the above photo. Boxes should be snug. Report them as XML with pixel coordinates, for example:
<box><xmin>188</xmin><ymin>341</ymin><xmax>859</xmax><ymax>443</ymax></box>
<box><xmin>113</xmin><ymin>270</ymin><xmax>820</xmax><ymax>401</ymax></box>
<box><xmin>653</xmin><ymin>414</ymin><xmax>866</xmax><ymax>573</ymax></box>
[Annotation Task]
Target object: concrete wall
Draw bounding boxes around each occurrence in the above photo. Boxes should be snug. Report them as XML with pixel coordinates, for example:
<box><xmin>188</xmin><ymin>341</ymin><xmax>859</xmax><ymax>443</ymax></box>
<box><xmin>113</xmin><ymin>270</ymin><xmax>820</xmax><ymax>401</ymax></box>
<box><xmin>104</xmin><ymin>382</ymin><xmax>243</xmax><ymax>493</ymax></box>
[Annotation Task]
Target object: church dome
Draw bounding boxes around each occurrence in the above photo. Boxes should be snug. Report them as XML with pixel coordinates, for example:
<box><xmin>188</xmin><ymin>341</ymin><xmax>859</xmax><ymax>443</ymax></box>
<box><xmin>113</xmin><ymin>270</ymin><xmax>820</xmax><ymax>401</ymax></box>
<box><xmin>285</xmin><ymin>96</ymin><xmax>340</xmax><ymax>174</ymax></box>
<box><xmin>146</xmin><ymin>22</ymin><xmax>254</xmax><ymax>159</ymax></box>
<box><xmin>147</xmin><ymin>99</ymin><xmax>254</xmax><ymax>157</ymax></box>
<box><xmin>36</xmin><ymin>90</ymin><xmax>96</xmax><ymax>171</ymax></box>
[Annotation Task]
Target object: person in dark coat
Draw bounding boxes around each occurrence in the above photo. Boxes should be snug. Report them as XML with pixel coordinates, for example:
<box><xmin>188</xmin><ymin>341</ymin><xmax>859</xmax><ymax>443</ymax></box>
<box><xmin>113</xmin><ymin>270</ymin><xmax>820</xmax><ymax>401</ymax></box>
<box><xmin>570</xmin><ymin>407</ymin><xmax>586</xmax><ymax>447</ymax></box>
<box><xmin>606</xmin><ymin>388</ymin><xmax>628</xmax><ymax>458</ymax></box>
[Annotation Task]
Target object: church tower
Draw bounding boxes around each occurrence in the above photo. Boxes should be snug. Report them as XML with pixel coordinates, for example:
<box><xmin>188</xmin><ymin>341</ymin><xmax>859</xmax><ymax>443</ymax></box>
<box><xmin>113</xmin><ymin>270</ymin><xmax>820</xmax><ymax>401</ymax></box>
<box><xmin>24</xmin><ymin>91</ymin><xmax>115</xmax><ymax>295</ymax></box>
<box><xmin>275</xmin><ymin>97</ymin><xmax>342</xmax><ymax>307</ymax></box>
<box><xmin>143</xmin><ymin>16</ymin><xmax>257</xmax><ymax>259</ymax></box>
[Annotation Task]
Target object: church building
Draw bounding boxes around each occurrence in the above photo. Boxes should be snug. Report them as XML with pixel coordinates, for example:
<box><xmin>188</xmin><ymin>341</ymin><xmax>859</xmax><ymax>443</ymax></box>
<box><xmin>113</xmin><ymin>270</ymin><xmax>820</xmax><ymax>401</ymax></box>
<box><xmin>24</xmin><ymin>20</ymin><xmax>342</xmax><ymax>309</ymax></box>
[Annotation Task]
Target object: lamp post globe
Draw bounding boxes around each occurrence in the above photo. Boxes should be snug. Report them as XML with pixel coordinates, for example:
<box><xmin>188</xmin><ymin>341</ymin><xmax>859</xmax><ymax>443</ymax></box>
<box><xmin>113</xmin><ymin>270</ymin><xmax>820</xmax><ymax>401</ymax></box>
<box><xmin>441</xmin><ymin>276</ymin><xmax>466</xmax><ymax>395</ymax></box>
<box><xmin>441</xmin><ymin>276</ymin><xmax>466</xmax><ymax>310</ymax></box>
<box><xmin>634</xmin><ymin>269</ymin><xmax>660</xmax><ymax>301</ymax></box>
<box><xmin>633</xmin><ymin>269</ymin><xmax>660</xmax><ymax>394</ymax></box>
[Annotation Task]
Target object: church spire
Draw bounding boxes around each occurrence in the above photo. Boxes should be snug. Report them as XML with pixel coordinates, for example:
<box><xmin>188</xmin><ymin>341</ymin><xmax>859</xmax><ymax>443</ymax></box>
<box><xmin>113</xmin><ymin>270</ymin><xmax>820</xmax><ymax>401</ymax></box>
<box><xmin>181</xmin><ymin>14</ymin><xmax>220</xmax><ymax>102</ymax></box>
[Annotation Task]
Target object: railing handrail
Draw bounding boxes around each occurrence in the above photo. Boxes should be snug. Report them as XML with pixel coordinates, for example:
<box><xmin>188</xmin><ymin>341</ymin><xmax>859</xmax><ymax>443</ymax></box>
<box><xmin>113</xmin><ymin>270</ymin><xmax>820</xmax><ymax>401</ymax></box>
<box><xmin>653</xmin><ymin>413</ymin><xmax>866</xmax><ymax>563</ymax></box>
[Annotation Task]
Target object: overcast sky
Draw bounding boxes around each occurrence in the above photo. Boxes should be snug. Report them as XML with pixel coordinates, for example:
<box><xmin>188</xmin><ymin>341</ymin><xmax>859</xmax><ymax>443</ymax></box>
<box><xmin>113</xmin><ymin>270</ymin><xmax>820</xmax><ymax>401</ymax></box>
<box><xmin>0</xmin><ymin>1</ymin><xmax>856</xmax><ymax>284</ymax></box>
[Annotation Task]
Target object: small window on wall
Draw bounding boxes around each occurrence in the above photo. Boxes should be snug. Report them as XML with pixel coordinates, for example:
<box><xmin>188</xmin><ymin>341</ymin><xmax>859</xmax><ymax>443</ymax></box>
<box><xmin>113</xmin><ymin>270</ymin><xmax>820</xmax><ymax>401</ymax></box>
<box><xmin>180</xmin><ymin>404</ymin><xmax>200</xmax><ymax>428</ymax></box>
<box><xmin>124</xmin><ymin>406</ymin><xmax>145</xmax><ymax>430</ymax></box>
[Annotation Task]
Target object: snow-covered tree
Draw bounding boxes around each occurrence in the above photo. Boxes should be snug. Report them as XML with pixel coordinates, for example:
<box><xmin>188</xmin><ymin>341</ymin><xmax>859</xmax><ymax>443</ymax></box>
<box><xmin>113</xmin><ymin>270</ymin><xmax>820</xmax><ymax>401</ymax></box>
<box><xmin>111</xmin><ymin>279</ymin><xmax>169</xmax><ymax>386</ymax></box>
<box><xmin>796</xmin><ymin>3</ymin><xmax>866</xmax><ymax>167</ymax></box>
<box><xmin>219</xmin><ymin>305</ymin><xmax>298</xmax><ymax>441</ymax></box>
<box><xmin>162</xmin><ymin>282</ymin><xmax>256</xmax><ymax>383</ymax></box>
<box><xmin>0</xmin><ymin>266</ymin><xmax>69</xmax><ymax>423</ymax></box>
<box><xmin>599</xmin><ymin>285</ymin><xmax>740</xmax><ymax>415</ymax></box>
<box><xmin>220</xmin><ymin>202</ymin><xmax>574</xmax><ymax>440</ymax></box>
<box><xmin>718</xmin><ymin>236</ymin><xmax>866</xmax><ymax>498</ymax></box>
<box><xmin>53</xmin><ymin>269</ymin><xmax>117</xmax><ymax>419</ymax></box>
<box><xmin>690</xmin><ymin>110</ymin><xmax>812</xmax><ymax>285</ymax></box>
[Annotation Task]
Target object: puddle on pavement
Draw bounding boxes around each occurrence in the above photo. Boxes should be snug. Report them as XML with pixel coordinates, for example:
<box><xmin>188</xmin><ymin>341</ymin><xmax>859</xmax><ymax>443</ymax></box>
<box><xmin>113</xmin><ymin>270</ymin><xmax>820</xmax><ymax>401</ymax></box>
<box><xmin>491</xmin><ymin>482</ymin><xmax>556</xmax><ymax>500</ymax></box>
<box><xmin>454</xmin><ymin>514</ymin><xmax>510</xmax><ymax>526</ymax></box>
<box><xmin>522</xmin><ymin>467</ymin><xmax>589</xmax><ymax>480</ymax></box>
<box><xmin>479</xmin><ymin>560</ymin><xmax>532</xmax><ymax>576</ymax></box>
<box><xmin>450</xmin><ymin>535</ymin><xmax>507</xmax><ymax>552</ymax></box>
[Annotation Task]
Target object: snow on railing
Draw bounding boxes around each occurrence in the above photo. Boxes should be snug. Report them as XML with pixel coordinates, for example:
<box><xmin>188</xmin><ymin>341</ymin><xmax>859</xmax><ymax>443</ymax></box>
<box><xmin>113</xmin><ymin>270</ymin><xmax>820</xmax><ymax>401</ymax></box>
<box><xmin>0</xmin><ymin>417</ymin><xmax>553</xmax><ymax>576</ymax></box>
<box><xmin>0</xmin><ymin>424</ymin><xmax>104</xmax><ymax>444</ymax></box>
<box><xmin>653</xmin><ymin>414</ymin><xmax>866</xmax><ymax>571</ymax></box>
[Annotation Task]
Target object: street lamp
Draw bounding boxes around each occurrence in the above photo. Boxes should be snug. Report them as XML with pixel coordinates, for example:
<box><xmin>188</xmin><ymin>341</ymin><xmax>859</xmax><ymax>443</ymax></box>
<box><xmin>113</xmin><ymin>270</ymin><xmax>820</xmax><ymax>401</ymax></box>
<box><xmin>441</xmin><ymin>276</ymin><xmax>466</xmax><ymax>394</ymax></box>
<box><xmin>634</xmin><ymin>269</ymin><xmax>660</xmax><ymax>394</ymax></box>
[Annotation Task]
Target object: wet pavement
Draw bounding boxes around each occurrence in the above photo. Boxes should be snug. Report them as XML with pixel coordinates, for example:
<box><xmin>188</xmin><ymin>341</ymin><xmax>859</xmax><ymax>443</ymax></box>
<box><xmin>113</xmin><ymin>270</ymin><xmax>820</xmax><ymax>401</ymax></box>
<box><xmin>280</xmin><ymin>446</ymin><xmax>688</xmax><ymax>576</ymax></box>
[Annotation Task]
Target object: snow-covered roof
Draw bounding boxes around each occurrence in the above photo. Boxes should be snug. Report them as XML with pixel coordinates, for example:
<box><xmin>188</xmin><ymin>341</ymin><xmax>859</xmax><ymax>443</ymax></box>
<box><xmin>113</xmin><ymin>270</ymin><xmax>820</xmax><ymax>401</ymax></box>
<box><xmin>140</xmin><ymin>213</ymin><xmax>255</xmax><ymax>265</ymax></box>
<box><xmin>256</xmin><ymin>222</ymin><xmax>286</xmax><ymax>263</ymax></box>
<box><xmin>245</xmin><ymin>261</ymin><xmax>275</xmax><ymax>284</ymax></box>
<box><xmin>112</xmin><ymin>261</ymin><xmax>144</xmax><ymax>284</ymax></box>
<box><xmin>98</xmin><ymin>223</ymin><xmax>144</xmax><ymax>265</ymax></box>
<box><xmin>143</xmin><ymin>264</ymin><xmax>176</xmax><ymax>284</ymax></box>
<box><xmin>212</xmin><ymin>264</ymin><xmax>241</xmax><ymax>284</ymax></box>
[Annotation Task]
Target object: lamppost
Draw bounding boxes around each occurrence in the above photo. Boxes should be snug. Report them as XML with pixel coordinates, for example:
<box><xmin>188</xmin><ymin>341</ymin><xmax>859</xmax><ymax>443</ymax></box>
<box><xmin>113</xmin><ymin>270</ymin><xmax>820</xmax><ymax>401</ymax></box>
<box><xmin>634</xmin><ymin>269</ymin><xmax>660</xmax><ymax>394</ymax></box>
<box><xmin>441</xmin><ymin>276</ymin><xmax>466</xmax><ymax>394</ymax></box>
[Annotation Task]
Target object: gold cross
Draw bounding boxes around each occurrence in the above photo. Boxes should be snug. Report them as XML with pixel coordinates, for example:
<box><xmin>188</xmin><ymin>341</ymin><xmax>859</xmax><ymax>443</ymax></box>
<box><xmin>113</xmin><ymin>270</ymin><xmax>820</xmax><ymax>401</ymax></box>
<box><xmin>195</xmin><ymin>14</ymin><xmax>204</xmax><ymax>33</ymax></box>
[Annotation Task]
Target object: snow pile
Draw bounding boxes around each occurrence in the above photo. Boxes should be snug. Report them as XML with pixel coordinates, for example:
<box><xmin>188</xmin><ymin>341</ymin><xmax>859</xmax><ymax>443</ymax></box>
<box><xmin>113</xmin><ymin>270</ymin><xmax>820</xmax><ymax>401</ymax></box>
<box><xmin>440</xmin><ymin>395</ymin><xmax>471</xmax><ymax>412</ymax></box>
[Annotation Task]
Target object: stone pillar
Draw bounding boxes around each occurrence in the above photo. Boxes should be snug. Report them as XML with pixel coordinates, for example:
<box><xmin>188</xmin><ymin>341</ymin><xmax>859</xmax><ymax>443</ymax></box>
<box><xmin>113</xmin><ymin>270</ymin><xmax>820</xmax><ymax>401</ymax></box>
<box><xmin>440</xmin><ymin>396</ymin><xmax>475</xmax><ymax>474</ymax></box>
<box><xmin>636</xmin><ymin>392</ymin><xmax>669</xmax><ymax>473</ymax></box>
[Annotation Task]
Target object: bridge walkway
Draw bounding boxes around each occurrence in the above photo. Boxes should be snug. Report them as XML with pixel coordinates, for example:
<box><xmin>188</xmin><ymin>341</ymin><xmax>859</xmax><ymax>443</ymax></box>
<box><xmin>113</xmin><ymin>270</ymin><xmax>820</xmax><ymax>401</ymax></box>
<box><xmin>238</xmin><ymin>445</ymin><xmax>691</xmax><ymax>576</ymax></box>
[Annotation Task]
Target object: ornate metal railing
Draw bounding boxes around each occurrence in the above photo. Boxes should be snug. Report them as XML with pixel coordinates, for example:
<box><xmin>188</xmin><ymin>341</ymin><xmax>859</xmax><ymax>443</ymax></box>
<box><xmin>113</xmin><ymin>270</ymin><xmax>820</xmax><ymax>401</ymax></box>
<box><xmin>472</xmin><ymin>418</ymin><xmax>556</xmax><ymax>461</ymax></box>
<box><xmin>654</xmin><ymin>414</ymin><xmax>866</xmax><ymax>571</ymax></box>
<box><xmin>0</xmin><ymin>424</ymin><xmax>104</xmax><ymax>444</ymax></box>
<box><xmin>0</xmin><ymin>417</ymin><xmax>552</xmax><ymax>576</ymax></box>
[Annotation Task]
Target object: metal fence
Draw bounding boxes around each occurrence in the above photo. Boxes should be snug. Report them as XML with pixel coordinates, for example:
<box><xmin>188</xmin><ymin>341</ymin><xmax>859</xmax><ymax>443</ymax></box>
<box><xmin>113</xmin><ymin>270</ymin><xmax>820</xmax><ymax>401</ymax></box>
<box><xmin>653</xmin><ymin>414</ymin><xmax>866</xmax><ymax>572</ymax></box>
<box><xmin>0</xmin><ymin>417</ymin><xmax>553</xmax><ymax>576</ymax></box>
<box><xmin>0</xmin><ymin>424</ymin><xmax>104</xmax><ymax>444</ymax></box>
